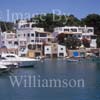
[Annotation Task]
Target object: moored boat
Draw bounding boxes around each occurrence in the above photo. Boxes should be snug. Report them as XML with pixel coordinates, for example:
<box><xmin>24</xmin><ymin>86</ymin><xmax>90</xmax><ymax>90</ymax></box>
<box><xmin>1</xmin><ymin>53</ymin><xmax>40</xmax><ymax>67</ymax></box>
<box><xmin>0</xmin><ymin>65</ymin><xmax>10</xmax><ymax>73</ymax></box>
<box><xmin>0</xmin><ymin>56</ymin><xmax>18</xmax><ymax>68</ymax></box>
<box><xmin>67</xmin><ymin>58</ymin><xmax>79</xmax><ymax>62</ymax></box>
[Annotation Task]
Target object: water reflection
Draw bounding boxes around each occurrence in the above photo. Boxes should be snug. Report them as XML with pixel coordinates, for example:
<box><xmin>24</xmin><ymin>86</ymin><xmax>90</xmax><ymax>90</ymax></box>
<box><xmin>0</xmin><ymin>59</ymin><xmax>100</xmax><ymax>100</ymax></box>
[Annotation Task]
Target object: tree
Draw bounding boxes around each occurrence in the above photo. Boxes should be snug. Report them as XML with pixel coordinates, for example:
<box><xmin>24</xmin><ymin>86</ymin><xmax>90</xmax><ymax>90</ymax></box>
<box><xmin>57</xmin><ymin>33</ymin><xmax>81</xmax><ymax>49</ymax></box>
<box><xmin>56</xmin><ymin>33</ymin><xmax>65</xmax><ymax>44</ymax></box>
<box><xmin>1</xmin><ymin>13</ymin><xmax>100</xmax><ymax>36</ymax></box>
<box><xmin>65</xmin><ymin>37</ymin><xmax>81</xmax><ymax>49</ymax></box>
<box><xmin>67</xmin><ymin>15</ymin><xmax>81</xmax><ymax>26</ymax></box>
<box><xmin>0</xmin><ymin>21</ymin><xmax>14</xmax><ymax>32</ymax></box>
<box><xmin>82</xmin><ymin>14</ymin><xmax>100</xmax><ymax>35</ymax></box>
<box><xmin>96</xmin><ymin>36</ymin><xmax>100</xmax><ymax>48</ymax></box>
<box><xmin>82</xmin><ymin>38</ymin><xmax>90</xmax><ymax>48</ymax></box>
<box><xmin>31</xmin><ymin>14</ymin><xmax>81</xmax><ymax>32</ymax></box>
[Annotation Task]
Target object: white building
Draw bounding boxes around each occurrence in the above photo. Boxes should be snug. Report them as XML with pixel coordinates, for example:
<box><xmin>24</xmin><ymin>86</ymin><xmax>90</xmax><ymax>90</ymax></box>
<box><xmin>54</xmin><ymin>26</ymin><xmax>94</xmax><ymax>39</ymax></box>
<box><xmin>1</xmin><ymin>32</ymin><xmax>18</xmax><ymax>54</ymax></box>
<box><xmin>58</xmin><ymin>45</ymin><xmax>67</xmax><ymax>57</ymax></box>
<box><xmin>90</xmin><ymin>35</ymin><xmax>97</xmax><ymax>48</ymax></box>
<box><xmin>16</xmin><ymin>20</ymin><xmax>54</xmax><ymax>57</ymax></box>
<box><xmin>44</xmin><ymin>43</ymin><xmax>67</xmax><ymax>58</ymax></box>
<box><xmin>2</xmin><ymin>32</ymin><xmax>18</xmax><ymax>48</ymax></box>
<box><xmin>45</xmin><ymin>45</ymin><xmax>52</xmax><ymax>57</ymax></box>
<box><xmin>54</xmin><ymin>26</ymin><xmax>96</xmax><ymax>48</ymax></box>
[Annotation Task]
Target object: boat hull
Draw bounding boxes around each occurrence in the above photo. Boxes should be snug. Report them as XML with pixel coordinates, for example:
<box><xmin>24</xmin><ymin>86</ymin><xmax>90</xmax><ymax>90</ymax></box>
<box><xmin>18</xmin><ymin>61</ymin><xmax>38</xmax><ymax>67</ymax></box>
<box><xmin>67</xmin><ymin>59</ymin><xmax>79</xmax><ymax>62</ymax></box>
<box><xmin>0</xmin><ymin>68</ymin><xmax>10</xmax><ymax>73</ymax></box>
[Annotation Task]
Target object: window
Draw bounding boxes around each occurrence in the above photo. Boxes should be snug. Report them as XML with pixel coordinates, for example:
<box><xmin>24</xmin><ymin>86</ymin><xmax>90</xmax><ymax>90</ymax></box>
<box><xmin>36</xmin><ymin>33</ymin><xmax>39</xmax><ymax>37</ymax></box>
<box><xmin>40</xmin><ymin>34</ymin><xmax>46</xmax><ymax>37</ymax></box>
<box><xmin>78</xmin><ymin>35</ymin><xmax>81</xmax><ymax>38</ymax></box>
<box><xmin>31</xmin><ymin>40</ymin><xmax>34</xmax><ymax>42</ymax></box>
<box><xmin>64</xmin><ymin>29</ymin><xmax>69</xmax><ymax>32</ymax></box>
<box><xmin>35</xmin><ymin>39</ymin><xmax>39</xmax><ymax>42</ymax></box>
<box><xmin>8</xmin><ymin>41</ymin><xmax>12</xmax><ymax>44</ymax></box>
<box><xmin>21</xmin><ymin>54</ymin><xmax>26</xmax><ymax>57</ymax></box>
<box><xmin>18</xmin><ymin>34</ymin><xmax>20</xmax><ymax>37</ymax></box>
<box><xmin>27</xmin><ymin>33</ymin><xmax>30</xmax><ymax>37</ymax></box>
<box><xmin>0</xmin><ymin>57</ymin><xmax>6</xmax><ymax>60</ymax></box>
<box><xmin>25</xmin><ymin>24</ymin><xmax>29</xmax><ymax>27</ymax></box>
<box><xmin>37</xmin><ymin>45</ymin><xmax>41</xmax><ymax>49</ymax></box>
<box><xmin>31</xmin><ymin>33</ymin><xmax>34</xmax><ymax>37</ymax></box>
<box><xmin>31</xmin><ymin>24</ymin><xmax>35</xmax><ymax>27</ymax></box>
<box><xmin>21</xmin><ymin>25</ymin><xmax>24</xmax><ymax>28</ymax></box>
<box><xmin>46</xmin><ymin>54</ymin><xmax>51</xmax><ymax>58</ymax></box>
<box><xmin>35</xmin><ymin>52</ymin><xmax>41</xmax><ymax>57</ymax></box>
<box><xmin>88</xmin><ymin>29</ymin><xmax>93</xmax><ymax>33</ymax></box>
<box><xmin>71</xmin><ymin>29</ymin><xmax>77</xmax><ymax>32</ymax></box>
<box><xmin>6</xmin><ymin>55</ymin><xmax>16</xmax><ymax>58</ymax></box>
<box><xmin>91</xmin><ymin>36</ymin><xmax>96</xmax><ymax>39</ymax></box>
<box><xmin>61</xmin><ymin>48</ymin><xmax>63</xmax><ymax>50</ymax></box>
<box><xmin>73</xmin><ymin>35</ymin><xmax>76</xmax><ymax>38</ymax></box>
<box><xmin>47</xmin><ymin>48</ymin><xmax>49</xmax><ymax>51</ymax></box>
<box><xmin>14</xmin><ymin>41</ymin><xmax>18</xmax><ymax>45</ymax></box>
<box><xmin>59</xmin><ymin>53</ymin><xmax>64</xmax><ymax>57</ymax></box>
<box><xmin>48</xmin><ymin>39</ymin><xmax>51</xmax><ymax>42</ymax></box>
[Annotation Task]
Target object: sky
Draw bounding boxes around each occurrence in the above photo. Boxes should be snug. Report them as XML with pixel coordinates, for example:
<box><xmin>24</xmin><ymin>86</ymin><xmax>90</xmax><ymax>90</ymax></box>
<box><xmin>0</xmin><ymin>0</ymin><xmax>100</xmax><ymax>22</ymax></box>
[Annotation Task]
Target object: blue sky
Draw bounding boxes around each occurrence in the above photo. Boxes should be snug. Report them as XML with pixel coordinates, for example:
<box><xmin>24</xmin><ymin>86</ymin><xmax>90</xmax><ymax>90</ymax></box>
<box><xmin>0</xmin><ymin>0</ymin><xmax>100</xmax><ymax>22</ymax></box>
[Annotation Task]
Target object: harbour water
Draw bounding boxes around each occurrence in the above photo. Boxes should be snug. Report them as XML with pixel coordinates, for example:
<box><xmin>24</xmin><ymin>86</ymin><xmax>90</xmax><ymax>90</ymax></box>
<box><xmin>0</xmin><ymin>59</ymin><xmax>100</xmax><ymax>100</ymax></box>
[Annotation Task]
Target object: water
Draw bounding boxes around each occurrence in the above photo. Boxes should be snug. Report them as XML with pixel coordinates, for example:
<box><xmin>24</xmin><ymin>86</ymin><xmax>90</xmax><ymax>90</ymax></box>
<box><xmin>0</xmin><ymin>59</ymin><xmax>100</xmax><ymax>100</ymax></box>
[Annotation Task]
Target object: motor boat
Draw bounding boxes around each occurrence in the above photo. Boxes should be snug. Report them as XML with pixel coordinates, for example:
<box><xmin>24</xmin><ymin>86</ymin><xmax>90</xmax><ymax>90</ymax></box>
<box><xmin>67</xmin><ymin>59</ymin><xmax>79</xmax><ymax>62</ymax></box>
<box><xmin>0</xmin><ymin>57</ymin><xmax>18</xmax><ymax>68</ymax></box>
<box><xmin>0</xmin><ymin>65</ymin><xmax>10</xmax><ymax>73</ymax></box>
<box><xmin>67</xmin><ymin>57</ymin><xmax>80</xmax><ymax>62</ymax></box>
<box><xmin>1</xmin><ymin>53</ymin><xmax>40</xmax><ymax>67</ymax></box>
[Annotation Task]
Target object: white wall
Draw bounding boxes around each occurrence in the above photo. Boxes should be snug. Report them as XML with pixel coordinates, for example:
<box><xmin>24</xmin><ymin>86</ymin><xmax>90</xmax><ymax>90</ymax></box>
<box><xmin>54</xmin><ymin>26</ymin><xmax>94</xmax><ymax>37</ymax></box>
<box><xmin>90</xmin><ymin>39</ymin><xmax>97</xmax><ymax>48</ymax></box>
<box><xmin>2</xmin><ymin>32</ymin><xmax>18</xmax><ymax>49</ymax></box>
<box><xmin>58</xmin><ymin>45</ymin><xmax>67</xmax><ymax>57</ymax></box>
<box><xmin>44</xmin><ymin>46</ymin><xmax>52</xmax><ymax>55</ymax></box>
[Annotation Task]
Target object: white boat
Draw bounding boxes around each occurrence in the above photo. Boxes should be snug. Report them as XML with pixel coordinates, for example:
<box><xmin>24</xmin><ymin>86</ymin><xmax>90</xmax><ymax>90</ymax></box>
<box><xmin>0</xmin><ymin>65</ymin><xmax>10</xmax><ymax>73</ymax></box>
<box><xmin>67</xmin><ymin>58</ymin><xmax>79</xmax><ymax>62</ymax></box>
<box><xmin>1</xmin><ymin>53</ymin><xmax>40</xmax><ymax>67</ymax></box>
<box><xmin>0</xmin><ymin>57</ymin><xmax>18</xmax><ymax>68</ymax></box>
